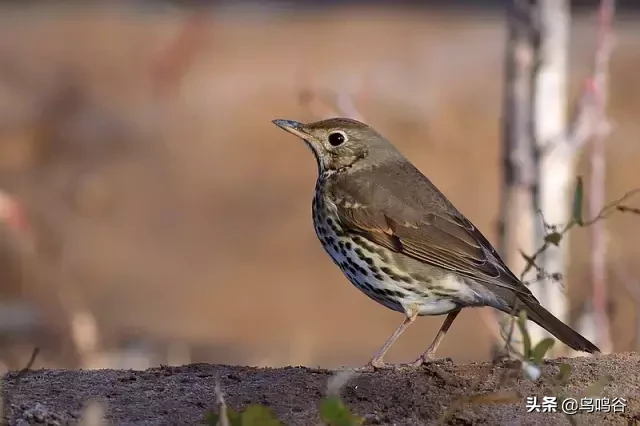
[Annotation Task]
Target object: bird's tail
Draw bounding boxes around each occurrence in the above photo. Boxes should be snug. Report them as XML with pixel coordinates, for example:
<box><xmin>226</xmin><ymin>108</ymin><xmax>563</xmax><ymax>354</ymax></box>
<box><xmin>518</xmin><ymin>297</ymin><xmax>600</xmax><ymax>354</ymax></box>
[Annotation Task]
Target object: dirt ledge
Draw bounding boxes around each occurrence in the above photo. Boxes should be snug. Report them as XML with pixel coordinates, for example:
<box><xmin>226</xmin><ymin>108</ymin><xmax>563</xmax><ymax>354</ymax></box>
<box><xmin>3</xmin><ymin>352</ymin><xmax>639</xmax><ymax>425</ymax></box>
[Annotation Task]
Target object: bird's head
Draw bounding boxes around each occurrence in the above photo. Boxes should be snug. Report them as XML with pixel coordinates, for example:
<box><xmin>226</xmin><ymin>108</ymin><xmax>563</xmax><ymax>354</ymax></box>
<box><xmin>272</xmin><ymin>117</ymin><xmax>401</xmax><ymax>174</ymax></box>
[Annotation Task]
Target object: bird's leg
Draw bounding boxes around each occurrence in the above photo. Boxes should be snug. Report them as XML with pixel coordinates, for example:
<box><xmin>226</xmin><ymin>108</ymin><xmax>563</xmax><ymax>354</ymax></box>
<box><xmin>361</xmin><ymin>309</ymin><xmax>418</xmax><ymax>371</ymax></box>
<box><xmin>410</xmin><ymin>310</ymin><xmax>460</xmax><ymax>367</ymax></box>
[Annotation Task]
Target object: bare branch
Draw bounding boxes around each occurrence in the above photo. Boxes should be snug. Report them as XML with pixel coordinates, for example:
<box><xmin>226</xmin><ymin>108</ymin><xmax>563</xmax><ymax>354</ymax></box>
<box><xmin>495</xmin><ymin>0</ymin><xmax>540</xmax><ymax>355</ymax></box>
<box><xmin>542</xmin><ymin>0</ymin><xmax>616</xmax><ymax>156</ymax></box>
<box><xmin>583</xmin><ymin>187</ymin><xmax>639</xmax><ymax>226</ymax></box>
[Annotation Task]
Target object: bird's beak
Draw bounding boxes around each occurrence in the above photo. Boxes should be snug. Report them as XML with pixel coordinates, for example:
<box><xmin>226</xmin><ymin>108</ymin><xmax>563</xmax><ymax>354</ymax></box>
<box><xmin>272</xmin><ymin>119</ymin><xmax>312</xmax><ymax>140</ymax></box>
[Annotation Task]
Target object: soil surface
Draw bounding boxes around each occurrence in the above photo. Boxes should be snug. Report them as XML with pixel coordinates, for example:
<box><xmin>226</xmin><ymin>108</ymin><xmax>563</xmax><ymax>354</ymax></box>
<box><xmin>3</xmin><ymin>352</ymin><xmax>639</xmax><ymax>425</ymax></box>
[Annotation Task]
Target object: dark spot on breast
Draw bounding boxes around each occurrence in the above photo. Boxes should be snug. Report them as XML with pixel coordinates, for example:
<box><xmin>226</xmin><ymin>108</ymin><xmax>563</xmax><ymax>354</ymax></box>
<box><xmin>347</xmin><ymin>260</ymin><xmax>368</xmax><ymax>277</ymax></box>
<box><xmin>338</xmin><ymin>242</ymin><xmax>347</xmax><ymax>256</ymax></box>
<box><xmin>380</xmin><ymin>267</ymin><xmax>392</xmax><ymax>276</ymax></box>
<box><xmin>378</xmin><ymin>266</ymin><xmax>413</xmax><ymax>283</ymax></box>
<box><xmin>359</xmin><ymin>282</ymin><xmax>373</xmax><ymax>292</ymax></box>
<box><xmin>370</xmin><ymin>287</ymin><xmax>383</xmax><ymax>296</ymax></box>
<box><xmin>380</xmin><ymin>289</ymin><xmax>403</xmax><ymax>298</ymax></box>
<box><xmin>373</xmin><ymin>273</ymin><xmax>384</xmax><ymax>281</ymax></box>
<box><xmin>345</xmin><ymin>241</ymin><xmax>352</xmax><ymax>250</ymax></box>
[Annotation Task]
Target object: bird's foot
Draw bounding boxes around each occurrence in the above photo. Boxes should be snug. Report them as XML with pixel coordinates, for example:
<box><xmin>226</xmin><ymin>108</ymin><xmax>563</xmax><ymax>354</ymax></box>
<box><xmin>350</xmin><ymin>360</ymin><xmax>399</xmax><ymax>372</ymax></box>
<box><xmin>408</xmin><ymin>354</ymin><xmax>432</xmax><ymax>368</ymax></box>
<box><xmin>355</xmin><ymin>359</ymin><xmax>427</xmax><ymax>372</ymax></box>
<box><xmin>353</xmin><ymin>355</ymin><xmax>453</xmax><ymax>372</ymax></box>
<box><xmin>352</xmin><ymin>359</ymin><xmax>394</xmax><ymax>372</ymax></box>
<box><xmin>408</xmin><ymin>354</ymin><xmax>453</xmax><ymax>368</ymax></box>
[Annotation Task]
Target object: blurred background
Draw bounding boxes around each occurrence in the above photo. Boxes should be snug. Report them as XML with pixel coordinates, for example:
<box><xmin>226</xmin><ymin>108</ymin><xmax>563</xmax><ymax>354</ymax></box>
<box><xmin>0</xmin><ymin>0</ymin><xmax>638</xmax><ymax>371</ymax></box>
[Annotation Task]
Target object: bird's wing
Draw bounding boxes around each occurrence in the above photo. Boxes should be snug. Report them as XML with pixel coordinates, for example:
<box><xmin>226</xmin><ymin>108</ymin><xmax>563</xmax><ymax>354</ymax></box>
<box><xmin>328</xmin><ymin>164</ymin><xmax>535</xmax><ymax>298</ymax></box>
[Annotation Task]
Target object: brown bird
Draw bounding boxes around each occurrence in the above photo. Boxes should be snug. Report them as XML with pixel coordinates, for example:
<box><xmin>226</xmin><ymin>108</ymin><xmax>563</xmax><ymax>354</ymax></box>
<box><xmin>272</xmin><ymin>117</ymin><xmax>600</xmax><ymax>369</ymax></box>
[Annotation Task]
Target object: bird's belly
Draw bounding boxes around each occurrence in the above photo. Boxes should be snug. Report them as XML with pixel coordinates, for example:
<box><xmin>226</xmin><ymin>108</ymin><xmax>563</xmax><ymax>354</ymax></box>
<box><xmin>313</xmin><ymin>211</ymin><xmax>462</xmax><ymax>316</ymax></box>
<box><xmin>321</xmin><ymin>237</ymin><xmax>406</xmax><ymax>313</ymax></box>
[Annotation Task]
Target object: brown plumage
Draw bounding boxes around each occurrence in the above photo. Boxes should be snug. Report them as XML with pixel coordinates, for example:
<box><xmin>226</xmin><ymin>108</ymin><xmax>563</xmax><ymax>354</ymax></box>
<box><xmin>273</xmin><ymin>117</ymin><xmax>599</xmax><ymax>369</ymax></box>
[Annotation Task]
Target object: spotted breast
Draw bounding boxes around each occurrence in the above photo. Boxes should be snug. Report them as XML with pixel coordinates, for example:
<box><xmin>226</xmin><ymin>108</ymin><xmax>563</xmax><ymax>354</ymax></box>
<box><xmin>311</xmin><ymin>176</ymin><xmax>467</xmax><ymax>316</ymax></box>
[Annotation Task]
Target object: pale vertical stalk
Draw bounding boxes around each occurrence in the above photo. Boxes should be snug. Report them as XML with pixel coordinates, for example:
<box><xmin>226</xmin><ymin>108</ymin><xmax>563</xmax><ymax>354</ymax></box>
<box><xmin>497</xmin><ymin>0</ymin><xmax>538</xmax><ymax>356</ymax></box>
<box><xmin>532</xmin><ymin>0</ymin><xmax>571</xmax><ymax>356</ymax></box>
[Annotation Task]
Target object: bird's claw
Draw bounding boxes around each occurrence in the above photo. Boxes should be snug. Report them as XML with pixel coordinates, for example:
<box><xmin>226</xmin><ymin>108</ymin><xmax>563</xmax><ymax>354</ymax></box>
<box><xmin>351</xmin><ymin>360</ymin><xmax>406</xmax><ymax>372</ymax></box>
<box><xmin>351</xmin><ymin>356</ymin><xmax>453</xmax><ymax>373</ymax></box>
<box><xmin>409</xmin><ymin>354</ymin><xmax>437</xmax><ymax>367</ymax></box>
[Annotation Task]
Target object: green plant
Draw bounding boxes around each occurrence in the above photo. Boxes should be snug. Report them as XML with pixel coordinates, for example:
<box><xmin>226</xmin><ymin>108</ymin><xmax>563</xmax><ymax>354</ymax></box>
<box><xmin>438</xmin><ymin>177</ymin><xmax>634</xmax><ymax>424</ymax></box>
<box><xmin>204</xmin><ymin>373</ymin><xmax>363</xmax><ymax>426</ymax></box>
<box><xmin>319</xmin><ymin>396</ymin><xmax>363</xmax><ymax>426</ymax></box>
<box><xmin>204</xmin><ymin>404</ymin><xmax>283</xmax><ymax>426</ymax></box>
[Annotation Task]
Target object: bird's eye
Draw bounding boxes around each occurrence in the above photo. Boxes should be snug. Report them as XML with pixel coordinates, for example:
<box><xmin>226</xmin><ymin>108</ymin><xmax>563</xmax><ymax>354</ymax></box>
<box><xmin>328</xmin><ymin>132</ymin><xmax>346</xmax><ymax>147</ymax></box>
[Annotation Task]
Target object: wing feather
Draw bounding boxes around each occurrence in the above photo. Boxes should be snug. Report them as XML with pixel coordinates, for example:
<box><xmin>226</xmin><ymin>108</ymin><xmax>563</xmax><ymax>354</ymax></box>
<box><xmin>328</xmin><ymin>164</ymin><xmax>535</xmax><ymax>298</ymax></box>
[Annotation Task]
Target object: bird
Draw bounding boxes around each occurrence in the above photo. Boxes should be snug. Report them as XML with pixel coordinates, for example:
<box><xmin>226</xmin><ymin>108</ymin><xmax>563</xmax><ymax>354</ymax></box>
<box><xmin>272</xmin><ymin>117</ymin><xmax>600</xmax><ymax>370</ymax></box>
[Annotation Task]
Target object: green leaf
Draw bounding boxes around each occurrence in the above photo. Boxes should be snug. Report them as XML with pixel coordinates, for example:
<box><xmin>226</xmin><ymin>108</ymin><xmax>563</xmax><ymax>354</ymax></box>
<box><xmin>228</xmin><ymin>408</ymin><xmax>242</xmax><ymax>426</ymax></box>
<box><xmin>204</xmin><ymin>412</ymin><xmax>219</xmax><ymax>426</ymax></box>
<box><xmin>572</xmin><ymin>177</ymin><xmax>584</xmax><ymax>226</ymax></box>
<box><xmin>530</xmin><ymin>338</ymin><xmax>555</xmax><ymax>363</ymax></box>
<box><xmin>240</xmin><ymin>404</ymin><xmax>283</xmax><ymax>426</ymax></box>
<box><xmin>203</xmin><ymin>407</ymin><xmax>242</xmax><ymax>426</ymax></box>
<box><xmin>517</xmin><ymin>311</ymin><xmax>532</xmax><ymax>357</ymax></box>
<box><xmin>544</xmin><ymin>232</ymin><xmax>563</xmax><ymax>246</ymax></box>
<box><xmin>555</xmin><ymin>363</ymin><xmax>573</xmax><ymax>384</ymax></box>
<box><xmin>320</xmin><ymin>396</ymin><xmax>364</xmax><ymax>426</ymax></box>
